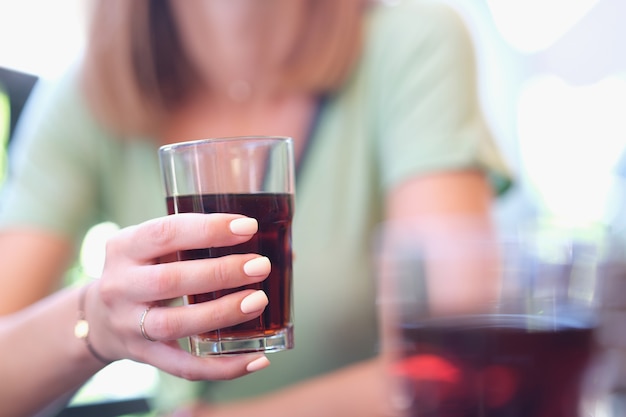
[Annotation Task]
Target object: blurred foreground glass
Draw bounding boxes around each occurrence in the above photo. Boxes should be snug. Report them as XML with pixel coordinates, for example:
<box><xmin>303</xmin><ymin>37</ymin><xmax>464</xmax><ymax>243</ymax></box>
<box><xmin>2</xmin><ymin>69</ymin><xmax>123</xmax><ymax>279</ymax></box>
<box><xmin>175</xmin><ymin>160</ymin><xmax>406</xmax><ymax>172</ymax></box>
<box><xmin>376</xmin><ymin>222</ymin><xmax>623</xmax><ymax>416</ymax></box>
<box><xmin>159</xmin><ymin>136</ymin><xmax>295</xmax><ymax>355</ymax></box>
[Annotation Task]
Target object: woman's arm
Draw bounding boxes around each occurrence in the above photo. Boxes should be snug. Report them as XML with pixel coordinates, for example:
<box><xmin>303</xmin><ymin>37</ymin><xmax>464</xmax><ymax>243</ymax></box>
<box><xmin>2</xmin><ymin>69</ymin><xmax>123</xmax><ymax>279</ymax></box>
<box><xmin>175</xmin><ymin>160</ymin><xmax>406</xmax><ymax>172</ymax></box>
<box><xmin>0</xmin><ymin>286</ymin><xmax>106</xmax><ymax>417</ymax></box>
<box><xmin>385</xmin><ymin>170</ymin><xmax>494</xmax><ymax>222</ymax></box>
<box><xmin>0</xmin><ymin>213</ymin><xmax>274</xmax><ymax>417</ymax></box>
<box><xmin>0</xmin><ymin>230</ymin><xmax>75</xmax><ymax>315</ymax></box>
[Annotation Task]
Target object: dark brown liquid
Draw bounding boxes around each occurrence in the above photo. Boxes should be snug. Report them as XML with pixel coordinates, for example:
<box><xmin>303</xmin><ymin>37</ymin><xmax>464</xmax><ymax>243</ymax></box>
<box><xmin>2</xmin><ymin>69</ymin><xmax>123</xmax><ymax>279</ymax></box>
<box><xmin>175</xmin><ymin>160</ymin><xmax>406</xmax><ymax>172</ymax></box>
<box><xmin>392</xmin><ymin>315</ymin><xmax>596</xmax><ymax>417</ymax></box>
<box><xmin>166</xmin><ymin>193</ymin><xmax>293</xmax><ymax>340</ymax></box>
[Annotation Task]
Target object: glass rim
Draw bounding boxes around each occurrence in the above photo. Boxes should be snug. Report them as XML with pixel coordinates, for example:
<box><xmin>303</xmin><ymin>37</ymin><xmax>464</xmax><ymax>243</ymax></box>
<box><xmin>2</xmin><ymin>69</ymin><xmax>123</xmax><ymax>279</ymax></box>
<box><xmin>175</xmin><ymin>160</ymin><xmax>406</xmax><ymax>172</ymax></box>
<box><xmin>159</xmin><ymin>135</ymin><xmax>293</xmax><ymax>153</ymax></box>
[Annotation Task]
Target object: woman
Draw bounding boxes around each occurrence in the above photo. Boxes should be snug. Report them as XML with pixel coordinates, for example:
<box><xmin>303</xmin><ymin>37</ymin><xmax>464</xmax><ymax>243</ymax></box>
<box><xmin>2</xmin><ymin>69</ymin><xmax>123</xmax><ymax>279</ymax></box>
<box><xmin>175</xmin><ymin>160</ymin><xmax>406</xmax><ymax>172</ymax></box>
<box><xmin>0</xmin><ymin>0</ymin><xmax>511</xmax><ymax>415</ymax></box>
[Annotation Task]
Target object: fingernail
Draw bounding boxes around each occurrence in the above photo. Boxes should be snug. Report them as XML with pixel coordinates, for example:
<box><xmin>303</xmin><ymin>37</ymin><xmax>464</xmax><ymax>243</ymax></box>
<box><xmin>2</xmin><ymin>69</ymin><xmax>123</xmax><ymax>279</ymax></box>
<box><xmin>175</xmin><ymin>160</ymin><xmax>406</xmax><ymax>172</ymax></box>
<box><xmin>246</xmin><ymin>356</ymin><xmax>270</xmax><ymax>372</ymax></box>
<box><xmin>240</xmin><ymin>290</ymin><xmax>268</xmax><ymax>314</ymax></box>
<box><xmin>243</xmin><ymin>257</ymin><xmax>271</xmax><ymax>277</ymax></box>
<box><xmin>229</xmin><ymin>217</ymin><xmax>258</xmax><ymax>235</ymax></box>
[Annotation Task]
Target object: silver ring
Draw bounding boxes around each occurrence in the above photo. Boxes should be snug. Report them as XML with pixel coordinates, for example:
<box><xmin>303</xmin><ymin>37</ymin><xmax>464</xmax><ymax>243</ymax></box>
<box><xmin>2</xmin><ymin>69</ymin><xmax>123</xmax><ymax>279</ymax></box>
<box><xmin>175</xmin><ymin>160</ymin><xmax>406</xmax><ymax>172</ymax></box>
<box><xmin>139</xmin><ymin>307</ymin><xmax>157</xmax><ymax>342</ymax></box>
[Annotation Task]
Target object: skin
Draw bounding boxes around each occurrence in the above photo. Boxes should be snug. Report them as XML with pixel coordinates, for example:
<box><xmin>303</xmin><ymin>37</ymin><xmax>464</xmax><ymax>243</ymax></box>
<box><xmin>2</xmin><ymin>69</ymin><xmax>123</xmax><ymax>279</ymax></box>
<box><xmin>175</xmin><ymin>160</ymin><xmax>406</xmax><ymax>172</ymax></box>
<box><xmin>170</xmin><ymin>0</ymin><xmax>304</xmax><ymax>98</ymax></box>
<box><xmin>0</xmin><ymin>230</ymin><xmax>74</xmax><ymax>314</ymax></box>
<box><xmin>0</xmin><ymin>214</ymin><xmax>273</xmax><ymax>417</ymax></box>
<box><xmin>0</xmin><ymin>2</ymin><xmax>499</xmax><ymax>417</ymax></box>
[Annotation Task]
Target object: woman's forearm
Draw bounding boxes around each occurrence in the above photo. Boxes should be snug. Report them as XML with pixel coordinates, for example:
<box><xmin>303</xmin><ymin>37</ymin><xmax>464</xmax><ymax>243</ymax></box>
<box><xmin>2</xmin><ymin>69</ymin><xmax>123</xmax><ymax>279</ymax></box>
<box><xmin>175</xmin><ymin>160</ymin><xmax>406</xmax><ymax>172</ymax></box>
<box><xmin>0</xmin><ymin>286</ymin><xmax>106</xmax><ymax>417</ymax></box>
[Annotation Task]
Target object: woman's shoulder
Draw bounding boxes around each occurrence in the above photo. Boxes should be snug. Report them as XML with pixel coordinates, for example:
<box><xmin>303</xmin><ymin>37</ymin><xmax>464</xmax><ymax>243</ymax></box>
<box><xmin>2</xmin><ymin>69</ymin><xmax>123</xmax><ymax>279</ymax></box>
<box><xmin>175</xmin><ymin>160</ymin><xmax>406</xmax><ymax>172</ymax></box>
<box><xmin>365</xmin><ymin>0</ymin><xmax>472</xmax><ymax>54</ymax></box>
<box><xmin>15</xmin><ymin>63</ymin><xmax>94</xmax><ymax>137</ymax></box>
<box><xmin>368</xmin><ymin>0</ymin><xmax>466</xmax><ymax>28</ymax></box>
<box><xmin>28</xmin><ymin>63</ymin><xmax>84</xmax><ymax>109</ymax></box>
<box><xmin>351</xmin><ymin>0</ymin><xmax>477</xmax><ymax>93</ymax></box>
<box><xmin>9</xmin><ymin>62</ymin><xmax>132</xmax><ymax>162</ymax></box>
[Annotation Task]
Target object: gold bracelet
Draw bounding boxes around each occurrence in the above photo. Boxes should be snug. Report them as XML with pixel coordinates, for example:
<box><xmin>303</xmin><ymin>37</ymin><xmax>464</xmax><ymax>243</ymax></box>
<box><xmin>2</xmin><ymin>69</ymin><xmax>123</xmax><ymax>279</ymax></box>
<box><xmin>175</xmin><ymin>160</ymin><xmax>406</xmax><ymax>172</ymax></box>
<box><xmin>74</xmin><ymin>284</ymin><xmax>112</xmax><ymax>365</ymax></box>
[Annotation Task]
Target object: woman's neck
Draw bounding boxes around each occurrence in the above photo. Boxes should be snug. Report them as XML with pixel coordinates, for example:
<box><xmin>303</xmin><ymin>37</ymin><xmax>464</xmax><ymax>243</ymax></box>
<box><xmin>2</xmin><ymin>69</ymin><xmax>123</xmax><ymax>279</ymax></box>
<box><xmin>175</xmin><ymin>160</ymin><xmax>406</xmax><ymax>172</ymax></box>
<box><xmin>161</xmin><ymin>93</ymin><xmax>318</xmax><ymax>165</ymax></box>
<box><xmin>170</xmin><ymin>0</ymin><xmax>303</xmax><ymax>95</ymax></box>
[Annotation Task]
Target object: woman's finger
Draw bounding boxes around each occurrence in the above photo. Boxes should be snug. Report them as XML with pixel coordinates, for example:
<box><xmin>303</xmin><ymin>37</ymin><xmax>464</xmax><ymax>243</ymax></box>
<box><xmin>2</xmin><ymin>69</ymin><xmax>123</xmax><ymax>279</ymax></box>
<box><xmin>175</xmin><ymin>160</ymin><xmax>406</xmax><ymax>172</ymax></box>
<box><xmin>125</xmin><ymin>254</ymin><xmax>271</xmax><ymax>302</ymax></box>
<box><xmin>136</xmin><ymin>289</ymin><xmax>269</xmax><ymax>342</ymax></box>
<box><xmin>109</xmin><ymin>213</ymin><xmax>258</xmax><ymax>263</ymax></box>
<box><xmin>136</xmin><ymin>341</ymin><xmax>271</xmax><ymax>381</ymax></box>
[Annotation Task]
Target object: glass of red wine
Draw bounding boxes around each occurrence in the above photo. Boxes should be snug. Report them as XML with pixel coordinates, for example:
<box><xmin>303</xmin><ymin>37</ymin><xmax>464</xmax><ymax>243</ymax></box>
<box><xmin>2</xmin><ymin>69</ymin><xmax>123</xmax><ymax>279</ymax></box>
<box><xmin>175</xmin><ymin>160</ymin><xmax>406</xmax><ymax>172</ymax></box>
<box><xmin>159</xmin><ymin>136</ymin><xmax>295</xmax><ymax>356</ymax></box>
<box><xmin>376</xmin><ymin>220</ymin><xmax>616</xmax><ymax>417</ymax></box>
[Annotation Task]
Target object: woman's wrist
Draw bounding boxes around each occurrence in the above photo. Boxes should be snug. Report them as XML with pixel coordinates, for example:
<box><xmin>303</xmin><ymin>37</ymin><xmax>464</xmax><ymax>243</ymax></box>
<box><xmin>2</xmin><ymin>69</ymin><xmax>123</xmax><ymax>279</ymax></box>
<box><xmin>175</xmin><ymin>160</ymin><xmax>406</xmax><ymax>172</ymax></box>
<box><xmin>74</xmin><ymin>283</ymin><xmax>114</xmax><ymax>365</ymax></box>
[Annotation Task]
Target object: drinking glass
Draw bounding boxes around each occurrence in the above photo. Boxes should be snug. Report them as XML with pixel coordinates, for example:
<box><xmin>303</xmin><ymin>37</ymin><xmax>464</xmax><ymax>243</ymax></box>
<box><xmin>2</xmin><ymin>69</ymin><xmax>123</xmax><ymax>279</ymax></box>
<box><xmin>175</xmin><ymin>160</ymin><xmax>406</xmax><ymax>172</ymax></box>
<box><xmin>376</xmin><ymin>221</ymin><xmax>617</xmax><ymax>416</ymax></box>
<box><xmin>159</xmin><ymin>136</ymin><xmax>295</xmax><ymax>355</ymax></box>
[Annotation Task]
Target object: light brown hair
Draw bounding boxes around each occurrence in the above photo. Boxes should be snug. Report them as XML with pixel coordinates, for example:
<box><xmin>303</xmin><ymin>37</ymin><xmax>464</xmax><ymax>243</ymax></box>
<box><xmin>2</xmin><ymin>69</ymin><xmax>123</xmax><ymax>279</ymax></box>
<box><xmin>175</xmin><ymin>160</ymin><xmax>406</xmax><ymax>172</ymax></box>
<box><xmin>81</xmin><ymin>0</ymin><xmax>367</xmax><ymax>136</ymax></box>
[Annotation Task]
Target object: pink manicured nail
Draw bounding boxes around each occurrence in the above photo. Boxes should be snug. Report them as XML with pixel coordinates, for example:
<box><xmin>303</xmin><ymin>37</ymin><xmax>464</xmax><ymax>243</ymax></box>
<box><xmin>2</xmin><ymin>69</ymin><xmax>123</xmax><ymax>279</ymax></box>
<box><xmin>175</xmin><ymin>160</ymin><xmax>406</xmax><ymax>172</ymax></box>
<box><xmin>243</xmin><ymin>257</ymin><xmax>271</xmax><ymax>277</ymax></box>
<box><xmin>246</xmin><ymin>356</ymin><xmax>270</xmax><ymax>372</ymax></box>
<box><xmin>229</xmin><ymin>218</ymin><xmax>258</xmax><ymax>235</ymax></box>
<box><xmin>240</xmin><ymin>290</ymin><xmax>268</xmax><ymax>314</ymax></box>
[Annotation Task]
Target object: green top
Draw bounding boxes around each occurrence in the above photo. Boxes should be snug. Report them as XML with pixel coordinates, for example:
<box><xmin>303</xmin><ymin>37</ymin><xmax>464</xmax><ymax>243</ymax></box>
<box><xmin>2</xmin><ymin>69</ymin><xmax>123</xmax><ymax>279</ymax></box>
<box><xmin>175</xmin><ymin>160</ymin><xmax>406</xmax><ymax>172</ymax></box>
<box><xmin>0</xmin><ymin>0</ymin><xmax>511</xmax><ymax>409</ymax></box>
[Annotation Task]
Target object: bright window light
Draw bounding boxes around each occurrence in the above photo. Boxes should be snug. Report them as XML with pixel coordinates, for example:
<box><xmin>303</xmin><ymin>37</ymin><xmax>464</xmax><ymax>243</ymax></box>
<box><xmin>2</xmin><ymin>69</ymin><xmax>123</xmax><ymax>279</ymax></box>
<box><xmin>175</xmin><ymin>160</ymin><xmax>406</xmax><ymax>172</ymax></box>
<box><xmin>517</xmin><ymin>74</ymin><xmax>626</xmax><ymax>223</ymax></box>
<box><xmin>486</xmin><ymin>0</ymin><xmax>600</xmax><ymax>53</ymax></box>
<box><xmin>0</xmin><ymin>0</ymin><xmax>86</xmax><ymax>77</ymax></box>
<box><xmin>79</xmin><ymin>222</ymin><xmax>120</xmax><ymax>279</ymax></box>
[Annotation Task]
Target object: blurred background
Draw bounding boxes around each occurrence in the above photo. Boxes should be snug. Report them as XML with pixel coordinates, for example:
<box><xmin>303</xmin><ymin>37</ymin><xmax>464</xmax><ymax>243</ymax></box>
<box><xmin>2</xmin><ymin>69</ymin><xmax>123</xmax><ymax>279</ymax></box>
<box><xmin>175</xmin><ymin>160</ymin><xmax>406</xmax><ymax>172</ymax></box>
<box><xmin>1</xmin><ymin>0</ymin><xmax>625</xmax><ymax>413</ymax></box>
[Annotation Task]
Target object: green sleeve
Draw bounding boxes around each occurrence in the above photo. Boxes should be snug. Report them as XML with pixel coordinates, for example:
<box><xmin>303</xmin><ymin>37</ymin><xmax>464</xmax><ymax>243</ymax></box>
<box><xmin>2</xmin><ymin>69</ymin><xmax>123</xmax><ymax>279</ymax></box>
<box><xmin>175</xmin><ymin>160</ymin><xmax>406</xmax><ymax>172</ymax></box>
<box><xmin>366</xmin><ymin>0</ymin><xmax>512</xmax><ymax>194</ymax></box>
<box><xmin>0</xmin><ymin>70</ymin><xmax>105</xmax><ymax>241</ymax></box>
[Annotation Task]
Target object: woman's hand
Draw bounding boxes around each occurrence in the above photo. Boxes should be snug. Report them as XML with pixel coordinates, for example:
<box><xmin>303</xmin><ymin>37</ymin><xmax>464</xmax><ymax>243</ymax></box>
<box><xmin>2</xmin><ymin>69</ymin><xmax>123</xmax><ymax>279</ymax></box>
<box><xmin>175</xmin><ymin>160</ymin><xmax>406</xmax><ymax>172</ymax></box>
<box><xmin>84</xmin><ymin>213</ymin><xmax>272</xmax><ymax>380</ymax></box>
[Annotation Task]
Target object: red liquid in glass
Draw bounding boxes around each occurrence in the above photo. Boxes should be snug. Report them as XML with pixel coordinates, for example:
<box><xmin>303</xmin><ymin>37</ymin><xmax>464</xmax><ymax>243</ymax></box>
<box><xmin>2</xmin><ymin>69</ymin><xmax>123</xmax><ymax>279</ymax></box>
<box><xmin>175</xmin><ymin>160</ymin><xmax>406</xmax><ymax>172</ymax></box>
<box><xmin>166</xmin><ymin>193</ymin><xmax>293</xmax><ymax>340</ymax></box>
<box><xmin>392</xmin><ymin>315</ymin><xmax>595</xmax><ymax>417</ymax></box>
